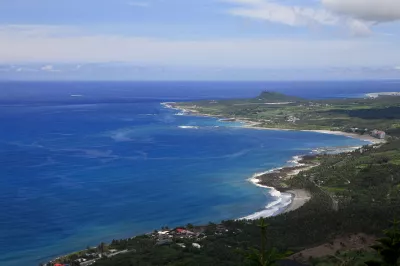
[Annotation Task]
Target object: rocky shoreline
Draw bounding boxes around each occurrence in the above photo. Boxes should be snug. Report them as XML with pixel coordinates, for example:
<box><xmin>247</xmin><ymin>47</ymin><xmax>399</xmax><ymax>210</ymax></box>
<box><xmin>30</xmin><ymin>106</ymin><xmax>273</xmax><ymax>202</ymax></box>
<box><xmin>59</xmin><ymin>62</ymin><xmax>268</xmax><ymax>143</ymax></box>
<box><xmin>254</xmin><ymin>155</ymin><xmax>319</xmax><ymax>191</ymax></box>
<box><xmin>163</xmin><ymin>102</ymin><xmax>373</xmax><ymax>217</ymax></box>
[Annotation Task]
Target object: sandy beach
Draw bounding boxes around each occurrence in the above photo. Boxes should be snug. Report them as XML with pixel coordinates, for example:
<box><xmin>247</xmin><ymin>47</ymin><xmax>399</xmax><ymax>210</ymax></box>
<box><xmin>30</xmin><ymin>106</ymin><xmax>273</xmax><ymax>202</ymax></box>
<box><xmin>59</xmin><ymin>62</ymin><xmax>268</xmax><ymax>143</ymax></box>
<box><xmin>240</xmin><ymin>122</ymin><xmax>386</xmax><ymax>145</ymax></box>
<box><xmin>283</xmin><ymin>189</ymin><xmax>312</xmax><ymax>213</ymax></box>
<box><xmin>238</xmin><ymin>123</ymin><xmax>386</xmax><ymax>218</ymax></box>
<box><xmin>163</xmin><ymin>103</ymin><xmax>386</xmax><ymax>219</ymax></box>
<box><xmin>241</xmin><ymin>153</ymin><xmax>322</xmax><ymax>219</ymax></box>
<box><xmin>163</xmin><ymin>103</ymin><xmax>386</xmax><ymax>146</ymax></box>
<box><xmin>300</xmin><ymin>129</ymin><xmax>386</xmax><ymax>144</ymax></box>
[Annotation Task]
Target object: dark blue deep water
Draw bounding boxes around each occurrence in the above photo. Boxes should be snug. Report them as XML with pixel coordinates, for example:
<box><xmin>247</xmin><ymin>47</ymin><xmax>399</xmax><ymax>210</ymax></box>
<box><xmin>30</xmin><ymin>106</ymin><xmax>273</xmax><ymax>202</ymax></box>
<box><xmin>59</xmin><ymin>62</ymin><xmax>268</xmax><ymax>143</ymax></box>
<box><xmin>0</xmin><ymin>81</ymin><xmax>397</xmax><ymax>265</ymax></box>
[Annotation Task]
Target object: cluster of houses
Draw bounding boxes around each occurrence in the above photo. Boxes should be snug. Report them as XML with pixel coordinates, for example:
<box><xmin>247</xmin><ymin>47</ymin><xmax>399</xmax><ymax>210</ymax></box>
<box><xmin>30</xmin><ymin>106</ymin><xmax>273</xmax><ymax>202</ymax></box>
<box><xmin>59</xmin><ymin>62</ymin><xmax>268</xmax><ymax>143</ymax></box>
<box><xmin>44</xmin><ymin>225</ymin><xmax>232</xmax><ymax>266</ymax></box>
<box><xmin>151</xmin><ymin>227</ymin><xmax>207</xmax><ymax>248</ymax></box>
<box><xmin>43</xmin><ymin>249</ymin><xmax>131</xmax><ymax>266</ymax></box>
<box><xmin>149</xmin><ymin>224</ymin><xmax>234</xmax><ymax>249</ymax></box>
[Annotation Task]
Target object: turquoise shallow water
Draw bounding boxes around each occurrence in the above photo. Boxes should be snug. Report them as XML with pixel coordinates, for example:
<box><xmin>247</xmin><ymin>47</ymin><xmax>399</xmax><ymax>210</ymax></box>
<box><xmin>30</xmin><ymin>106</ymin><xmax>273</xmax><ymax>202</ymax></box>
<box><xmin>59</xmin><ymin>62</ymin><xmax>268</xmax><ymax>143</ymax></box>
<box><xmin>0</xmin><ymin>82</ymin><xmax>372</xmax><ymax>265</ymax></box>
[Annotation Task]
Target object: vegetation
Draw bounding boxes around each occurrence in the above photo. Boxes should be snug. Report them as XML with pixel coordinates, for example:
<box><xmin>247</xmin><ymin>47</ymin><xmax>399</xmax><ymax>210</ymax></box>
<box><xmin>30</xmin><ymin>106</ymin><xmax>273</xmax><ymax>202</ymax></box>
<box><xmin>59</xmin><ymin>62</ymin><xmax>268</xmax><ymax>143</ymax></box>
<box><xmin>46</xmin><ymin>92</ymin><xmax>400</xmax><ymax>265</ymax></box>
<box><xmin>366</xmin><ymin>219</ymin><xmax>400</xmax><ymax>266</ymax></box>
<box><xmin>311</xmin><ymin>250</ymin><xmax>379</xmax><ymax>266</ymax></box>
<box><xmin>257</xmin><ymin>91</ymin><xmax>304</xmax><ymax>102</ymax></box>
<box><xmin>311</xmin><ymin>220</ymin><xmax>400</xmax><ymax>266</ymax></box>
<box><xmin>175</xmin><ymin>92</ymin><xmax>400</xmax><ymax>135</ymax></box>
<box><xmin>81</xmin><ymin>140</ymin><xmax>400</xmax><ymax>266</ymax></box>
<box><xmin>245</xmin><ymin>218</ymin><xmax>292</xmax><ymax>266</ymax></box>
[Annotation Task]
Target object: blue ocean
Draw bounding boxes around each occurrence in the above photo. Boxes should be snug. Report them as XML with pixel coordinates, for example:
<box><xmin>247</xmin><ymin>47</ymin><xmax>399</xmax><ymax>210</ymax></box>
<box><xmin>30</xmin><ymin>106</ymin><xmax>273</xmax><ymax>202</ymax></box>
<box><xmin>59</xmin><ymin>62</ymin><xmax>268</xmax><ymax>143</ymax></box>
<box><xmin>0</xmin><ymin>81</ymin><xmax>397</xmax><ymax>266</ymax></box>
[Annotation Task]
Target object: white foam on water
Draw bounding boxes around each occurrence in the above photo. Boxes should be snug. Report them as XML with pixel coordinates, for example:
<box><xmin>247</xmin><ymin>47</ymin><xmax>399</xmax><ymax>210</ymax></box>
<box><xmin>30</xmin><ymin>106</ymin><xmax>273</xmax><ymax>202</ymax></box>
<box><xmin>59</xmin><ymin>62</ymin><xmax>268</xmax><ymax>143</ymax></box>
<box><xmin>174</xmin><ymin>112</ymin><xmax>187</xmax><ymax>116</ymax></box>
<box><xmin>240</xmin><ymin>192</ymin><xmax>292</xmax><ymax>220</ymax></box>
<box><xmin>178</xmin><ymin>126</ymin><xmax>199</xmax><ymax>129</ymax></box>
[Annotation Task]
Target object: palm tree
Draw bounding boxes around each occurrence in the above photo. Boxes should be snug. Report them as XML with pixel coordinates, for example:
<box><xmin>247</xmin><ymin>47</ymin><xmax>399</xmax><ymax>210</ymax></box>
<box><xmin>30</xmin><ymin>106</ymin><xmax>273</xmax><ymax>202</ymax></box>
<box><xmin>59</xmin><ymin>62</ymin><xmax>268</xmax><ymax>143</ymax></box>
<box><xmin>246</xmin><ymin>218</ymin><xmax>292</xmax><ymax>266</ymax></box>
<box><xmin>366</xmin><ymin>219</ymin><xmax>400</xmax><ymax>266</ymax></box>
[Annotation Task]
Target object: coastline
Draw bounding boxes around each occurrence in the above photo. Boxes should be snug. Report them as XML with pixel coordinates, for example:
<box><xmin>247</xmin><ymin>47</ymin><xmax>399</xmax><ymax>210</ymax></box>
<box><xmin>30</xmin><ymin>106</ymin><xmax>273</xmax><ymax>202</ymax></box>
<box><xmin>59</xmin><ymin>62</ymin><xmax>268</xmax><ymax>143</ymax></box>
<box><xmin>44</xmin><ymin>101</ymin><xmax>383</xmax><ymax>265</ymax></box>
<box><xmin>163</xmin><ymin>102</ymin><xmax>382</xmax><ymax>219</ymax></box>
<box><xmin>283</xmin><ymin>189</ymin><xmax>312</xmax><ymax>213</ymax></box>
<box><xmin>266</xmin><ymin>128</ymin><xmax>384</xmax><ymax>145</ymax></box>
<box><xmin>242</xmin><ymin>154</ymin><xmax>317</xmax><ymax>219</ymax></box>
<box><xmin>239</xmin><ymin>122</ymin><xmax>385</xmax><ymax>145</ymax></box>
<box><xmin>162</xmin><ymin>102</ymin><xmax>386</xmax><ymax>145</ymax></box>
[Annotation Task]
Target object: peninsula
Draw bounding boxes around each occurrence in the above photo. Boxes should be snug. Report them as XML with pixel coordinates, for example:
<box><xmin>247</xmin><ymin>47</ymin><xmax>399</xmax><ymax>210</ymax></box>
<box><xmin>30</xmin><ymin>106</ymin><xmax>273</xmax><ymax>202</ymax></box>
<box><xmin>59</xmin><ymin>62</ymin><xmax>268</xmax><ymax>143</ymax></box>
<box><xmin>170</xmin><ymin>91</ymin><xmax>400</xmax><ymax>137</ymax></box>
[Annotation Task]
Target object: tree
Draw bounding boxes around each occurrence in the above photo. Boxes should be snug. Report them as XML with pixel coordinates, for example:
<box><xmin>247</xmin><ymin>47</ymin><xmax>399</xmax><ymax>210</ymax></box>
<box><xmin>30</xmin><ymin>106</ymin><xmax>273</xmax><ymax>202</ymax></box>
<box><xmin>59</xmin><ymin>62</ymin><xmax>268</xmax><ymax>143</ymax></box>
<box><xmin>366</xmin><ymin>219</ymin><xmax>400</xmax><ymax>266</ymax></box>
<box><xmin>245</xmin><ymin>218</ymin><xmax>292</xmax><ymax>266</ymax></box>
<box><xmin>98</xmin><ymin>242</ymin><xmax>106</xmax><ymax>254</ymax></box>
<box><xmin>186</xmin><ymin>223</ymin><xmax>194</xmax><ymax>230</ymax></box>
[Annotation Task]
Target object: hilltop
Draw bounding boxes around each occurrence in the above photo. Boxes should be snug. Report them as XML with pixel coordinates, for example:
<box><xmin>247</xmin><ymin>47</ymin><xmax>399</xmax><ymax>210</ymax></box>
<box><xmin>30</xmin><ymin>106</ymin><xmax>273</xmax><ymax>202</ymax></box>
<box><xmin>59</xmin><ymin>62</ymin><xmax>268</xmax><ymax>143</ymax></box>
<box><xmin>256</xmin><ymin>91</ymin><xmax>304</xmax><ymax>102</ymax></box>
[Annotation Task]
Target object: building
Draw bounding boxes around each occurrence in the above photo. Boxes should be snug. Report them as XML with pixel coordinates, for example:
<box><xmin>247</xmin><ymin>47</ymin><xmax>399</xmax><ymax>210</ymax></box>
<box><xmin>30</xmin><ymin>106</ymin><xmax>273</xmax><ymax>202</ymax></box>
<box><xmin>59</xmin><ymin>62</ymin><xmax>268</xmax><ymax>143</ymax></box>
<box><xmin>176</xmin><ymin>228</ymin><xmax>186</xmax><ymax>234</ymax></box>
<box><xmin>286</xmin><ymin>115</ymin><xmax>300</xmax><ymax>123</ymax></box>
<box><xmin>371</xmin><ymin>130</ymin><xmax>386</xmax><ymax>139</ymax></box>
<box><xmin>192</xmin><ymin>243</ymin><xmax>201</xmax><ymax>249</ymax></box>
<box><xmin>175</xmin><ymin>228</ymin><xmax>195</xmax><ymax>235</ymax></box>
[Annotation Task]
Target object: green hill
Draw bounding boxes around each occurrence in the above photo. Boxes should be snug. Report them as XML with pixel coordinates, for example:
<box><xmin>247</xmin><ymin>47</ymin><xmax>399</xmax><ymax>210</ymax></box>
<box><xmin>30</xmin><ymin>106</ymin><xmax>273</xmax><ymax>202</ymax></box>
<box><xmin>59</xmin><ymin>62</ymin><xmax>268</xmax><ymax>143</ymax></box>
<box><xmin>256</xmin><ymin>91</ymin><xmax>305</xmax><ymax>102</ymax></box>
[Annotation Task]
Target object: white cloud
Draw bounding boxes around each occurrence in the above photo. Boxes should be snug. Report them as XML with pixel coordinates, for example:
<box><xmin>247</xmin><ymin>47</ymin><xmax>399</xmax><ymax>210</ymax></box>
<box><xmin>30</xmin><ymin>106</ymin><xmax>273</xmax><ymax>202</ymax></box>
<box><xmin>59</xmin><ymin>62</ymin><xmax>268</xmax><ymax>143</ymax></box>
<box><xmin>347</xmin><ymin>19</ymin><xmax>373</xmax><ymax>37</ymax></box>
<box><xmin>223</xmin><ymin>0</ymin><xmax>372</xmax><ymax>36</ymax></box>
<box><xmin>224</xmin><ymin>0</ymin><xmax>400</xmax><ymax>36</ymax></box>
<box><xmin>0</xmin><ymin>24</ymin><xmax>78</xmax><ymax>37</ymax></box>
<box><xmin>395</xmin><ymin>66</ymin><xmax>400</xmax><ymax>71</ymax></box>
<box><xmin>40</xmin><ymin>64</ymin><xmax>61</xmax><ymax>72</ymax></box>
<box><xmin>322</xmin><ymin>0</ymin><xmax>400</xmax><ymax>22</ymax></box>
<box><xmin>41</xmin><ymin>65</ymin><xmax>53</xmax><ymax>71</ymax></box>
<box><xmin>224</xmin><ymin>0</ymin><xmax>338</xmax><ymax>27</ymax></box>
<box><xmin>15</xmin><ymin>67</ymin><xmax>38</xmax><ymax>72</ymax></box>
<box><xmin>0</xmin><ymin>25</ymin><xmax>399</xmax><ymax>68</ymax></box>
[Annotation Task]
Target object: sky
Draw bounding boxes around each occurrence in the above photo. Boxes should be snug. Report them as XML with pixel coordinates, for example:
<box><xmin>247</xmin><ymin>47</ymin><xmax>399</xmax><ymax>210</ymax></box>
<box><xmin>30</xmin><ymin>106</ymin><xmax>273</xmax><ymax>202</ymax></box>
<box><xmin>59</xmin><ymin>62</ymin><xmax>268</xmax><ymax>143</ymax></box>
<box><xmin>0</xmin><ymin>0</ymin><xmax>400</xmax><ymax>80</ymax></box>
